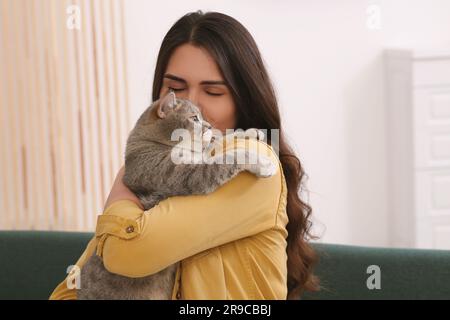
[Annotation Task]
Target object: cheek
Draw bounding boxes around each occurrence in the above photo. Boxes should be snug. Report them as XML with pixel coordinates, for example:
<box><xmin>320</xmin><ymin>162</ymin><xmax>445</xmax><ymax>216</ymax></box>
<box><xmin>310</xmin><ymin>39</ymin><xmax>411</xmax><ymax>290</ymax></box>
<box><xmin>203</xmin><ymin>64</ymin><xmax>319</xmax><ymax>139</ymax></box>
<box><xmin>205</xmin><ymin>98</ymin><xmax>237</xmax><ymax>130</ymax></box>
<box><xmin>158</xmin><ymin>88</ymin><xmax>165</xmax><ymax>100</ymax></box>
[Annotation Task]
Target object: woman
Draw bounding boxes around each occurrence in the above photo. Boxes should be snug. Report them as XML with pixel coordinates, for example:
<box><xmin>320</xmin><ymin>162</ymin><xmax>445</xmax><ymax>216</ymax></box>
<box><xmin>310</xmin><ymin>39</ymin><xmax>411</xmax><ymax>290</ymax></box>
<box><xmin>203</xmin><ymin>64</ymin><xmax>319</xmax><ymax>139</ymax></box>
<box><xmin>50</xmin><ymin>10</ymin><xmax>319</xmax><ymax>300</ymax></box>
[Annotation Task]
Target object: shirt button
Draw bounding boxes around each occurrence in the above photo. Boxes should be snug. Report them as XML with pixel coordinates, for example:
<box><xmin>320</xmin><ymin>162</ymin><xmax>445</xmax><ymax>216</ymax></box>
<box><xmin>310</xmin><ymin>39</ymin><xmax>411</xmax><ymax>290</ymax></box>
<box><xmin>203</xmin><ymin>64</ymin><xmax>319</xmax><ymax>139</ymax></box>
<box><xmin>125</xmin><ymin>225</ymin><xmax>134</xmax><ymax>233</ymax></box>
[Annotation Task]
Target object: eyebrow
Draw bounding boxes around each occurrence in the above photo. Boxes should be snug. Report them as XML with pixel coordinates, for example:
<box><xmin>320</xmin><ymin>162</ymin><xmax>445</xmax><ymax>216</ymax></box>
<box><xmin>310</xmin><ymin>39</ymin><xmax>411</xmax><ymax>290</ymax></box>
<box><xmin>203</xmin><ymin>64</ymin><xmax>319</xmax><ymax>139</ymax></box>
<box><xmin>163</xmin><ymin>73</ymin><xmax>227</xmax><ymax>86</ymax></box>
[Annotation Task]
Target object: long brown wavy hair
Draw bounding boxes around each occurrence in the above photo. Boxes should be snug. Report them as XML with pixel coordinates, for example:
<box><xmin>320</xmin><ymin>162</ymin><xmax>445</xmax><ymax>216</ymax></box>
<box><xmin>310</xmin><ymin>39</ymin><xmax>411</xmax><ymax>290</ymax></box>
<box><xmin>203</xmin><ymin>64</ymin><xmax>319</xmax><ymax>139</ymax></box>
<box><xmin>151</xmin><ymin>10</ymin><xmax>320</xmax><ymax>299</ymax></box>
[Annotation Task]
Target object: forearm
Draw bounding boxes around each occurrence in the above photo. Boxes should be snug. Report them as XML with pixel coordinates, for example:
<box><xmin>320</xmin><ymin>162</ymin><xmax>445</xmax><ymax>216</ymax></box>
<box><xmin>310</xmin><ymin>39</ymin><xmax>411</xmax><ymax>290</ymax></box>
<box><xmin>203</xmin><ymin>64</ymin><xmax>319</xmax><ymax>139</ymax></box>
<box><xmin>100</xmin><ymin>176</ymin><xmax>280</xmax><ymax>277</ymax></box>
<box><xmin>104</xmin><ymin>165</ymin><xmax>144</xmax><ymax>211</ymax></box>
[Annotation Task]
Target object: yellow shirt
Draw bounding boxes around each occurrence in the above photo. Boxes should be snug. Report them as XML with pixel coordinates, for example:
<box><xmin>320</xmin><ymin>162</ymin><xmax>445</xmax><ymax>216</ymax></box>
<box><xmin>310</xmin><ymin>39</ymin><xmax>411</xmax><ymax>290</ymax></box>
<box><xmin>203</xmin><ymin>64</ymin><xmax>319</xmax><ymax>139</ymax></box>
<box><xmin>49</xmin><ymin>138</ymin><xmax>289</xmax><ymax>300</ymax></box>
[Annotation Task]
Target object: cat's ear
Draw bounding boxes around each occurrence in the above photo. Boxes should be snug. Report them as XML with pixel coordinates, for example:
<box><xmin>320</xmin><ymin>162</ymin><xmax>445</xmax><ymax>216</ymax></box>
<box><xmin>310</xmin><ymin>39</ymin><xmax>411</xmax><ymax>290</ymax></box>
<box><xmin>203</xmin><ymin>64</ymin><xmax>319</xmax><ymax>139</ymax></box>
<box><xmin>157</xmin><ymin>91</ymin><xmax>177</xmax><ymax>118</ymax></box>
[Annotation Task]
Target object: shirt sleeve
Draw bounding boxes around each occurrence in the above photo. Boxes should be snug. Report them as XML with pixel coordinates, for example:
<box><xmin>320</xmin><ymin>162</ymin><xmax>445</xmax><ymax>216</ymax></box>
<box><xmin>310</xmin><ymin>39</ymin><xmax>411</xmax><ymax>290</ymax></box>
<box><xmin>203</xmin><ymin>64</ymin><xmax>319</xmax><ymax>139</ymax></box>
<box><xmin>95</xmin><ymin>138</ymin><xmax>284</xmax><ymax>278</ymax></box>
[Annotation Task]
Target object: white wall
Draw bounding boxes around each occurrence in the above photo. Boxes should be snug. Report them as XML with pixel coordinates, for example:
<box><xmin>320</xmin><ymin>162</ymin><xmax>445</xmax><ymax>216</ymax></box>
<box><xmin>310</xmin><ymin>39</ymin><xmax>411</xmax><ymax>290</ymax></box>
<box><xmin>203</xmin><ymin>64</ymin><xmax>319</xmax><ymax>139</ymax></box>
<box><xmin>123</xmin><ymin>0</ymin><xmax>450</xmax><ymax>247</ymax></box>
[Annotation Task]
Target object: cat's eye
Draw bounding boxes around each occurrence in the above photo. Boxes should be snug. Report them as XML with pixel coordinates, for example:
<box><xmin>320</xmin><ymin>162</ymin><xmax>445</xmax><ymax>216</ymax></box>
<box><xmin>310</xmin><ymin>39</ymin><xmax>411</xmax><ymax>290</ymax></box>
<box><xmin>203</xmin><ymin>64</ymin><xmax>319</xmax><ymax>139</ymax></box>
<box><xmin>191</xmin><ymin>115</ymin><xmax>200</xmax><ymax>122</ymax></box>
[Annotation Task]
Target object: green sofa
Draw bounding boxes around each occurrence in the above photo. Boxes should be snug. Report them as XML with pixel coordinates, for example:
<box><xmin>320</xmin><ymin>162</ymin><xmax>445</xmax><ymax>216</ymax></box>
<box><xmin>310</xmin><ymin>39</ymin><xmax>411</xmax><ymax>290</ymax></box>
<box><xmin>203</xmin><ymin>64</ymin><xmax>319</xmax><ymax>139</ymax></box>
<box><xmin>1</xmin><ymin>231</ymin><xmax>449</xmax><ymax>300</ymax></box>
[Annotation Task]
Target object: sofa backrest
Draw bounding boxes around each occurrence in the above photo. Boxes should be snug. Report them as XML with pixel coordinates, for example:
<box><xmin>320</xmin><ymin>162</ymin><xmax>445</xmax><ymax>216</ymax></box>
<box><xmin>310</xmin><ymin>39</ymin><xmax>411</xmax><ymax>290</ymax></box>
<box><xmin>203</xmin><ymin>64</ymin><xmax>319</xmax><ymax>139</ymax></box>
<box><xmin>0</xmin><ymin>231</ymin><xmax>449</xmax><ymax>299</ymax></box>
<box><xmin>0</xmin><ymin>231</ymin><xmax>92</xmax><ymax>299</ymax></box>
<box><xmin>302</xmin><ymin>242</ymin><xmax>450</xmax><ymax>299</ymax></box>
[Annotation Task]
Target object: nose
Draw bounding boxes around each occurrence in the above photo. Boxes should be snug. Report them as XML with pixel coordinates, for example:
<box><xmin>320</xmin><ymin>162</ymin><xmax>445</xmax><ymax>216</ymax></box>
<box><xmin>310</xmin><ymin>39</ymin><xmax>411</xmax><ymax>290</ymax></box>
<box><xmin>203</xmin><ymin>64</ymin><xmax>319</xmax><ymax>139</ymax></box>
<box><xmin>186</xmin><ymin>89</ymin><xmax>207</xmax><ymax>120</ymax></box>
<box><xmin>188</xmin><ymin>90</ymin><xmax>199</xmax><ymax>106</ymax></box>
<box><xmin>190</xmin><ymin>95</ymin><xmax>207</xmax><ymax>119</ymax></box>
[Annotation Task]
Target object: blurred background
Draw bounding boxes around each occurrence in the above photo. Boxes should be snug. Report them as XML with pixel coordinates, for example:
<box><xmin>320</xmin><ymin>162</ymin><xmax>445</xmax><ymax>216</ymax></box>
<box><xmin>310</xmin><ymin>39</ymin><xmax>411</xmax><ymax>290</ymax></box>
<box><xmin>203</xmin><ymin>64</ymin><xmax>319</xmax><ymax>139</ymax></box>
<box><xmin>1</xmin><ymin>0</ymin><xmax>449</xmax><ymax>249</ymax></box>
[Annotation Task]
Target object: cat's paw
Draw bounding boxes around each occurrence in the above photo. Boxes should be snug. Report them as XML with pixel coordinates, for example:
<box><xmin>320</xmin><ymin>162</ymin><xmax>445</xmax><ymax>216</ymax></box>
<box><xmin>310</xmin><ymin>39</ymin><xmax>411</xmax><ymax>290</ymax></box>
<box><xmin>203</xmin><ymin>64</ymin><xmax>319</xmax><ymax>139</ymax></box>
<box><xmin>245</xmin><ymin>153</ymin><xmax>278</xmax><ymax>178</ymax></box>
<box><xmin>256</xmin><ymin>155</ymin><xmax>278</xmax><ymax>177</ymax></box>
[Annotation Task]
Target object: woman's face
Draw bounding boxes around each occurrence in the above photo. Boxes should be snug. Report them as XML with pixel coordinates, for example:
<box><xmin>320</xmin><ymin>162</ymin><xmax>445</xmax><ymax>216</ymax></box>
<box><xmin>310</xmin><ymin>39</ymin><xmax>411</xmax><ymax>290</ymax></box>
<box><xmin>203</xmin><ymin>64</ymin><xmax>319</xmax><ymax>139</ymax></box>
<box><xmin>159</xmin><ymin>44</ymin><xmax>237</xmax><ymax>133</ymax></box>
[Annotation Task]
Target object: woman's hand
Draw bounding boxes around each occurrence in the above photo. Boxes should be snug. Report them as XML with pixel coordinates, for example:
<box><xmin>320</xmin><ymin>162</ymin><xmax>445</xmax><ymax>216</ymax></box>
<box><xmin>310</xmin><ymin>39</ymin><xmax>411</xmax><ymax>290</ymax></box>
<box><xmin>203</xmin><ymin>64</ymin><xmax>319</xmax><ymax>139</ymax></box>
<box><xmin>103</xmin><ymin>165</ymin><xmax>144</xmax><ymax>211</ymax></box>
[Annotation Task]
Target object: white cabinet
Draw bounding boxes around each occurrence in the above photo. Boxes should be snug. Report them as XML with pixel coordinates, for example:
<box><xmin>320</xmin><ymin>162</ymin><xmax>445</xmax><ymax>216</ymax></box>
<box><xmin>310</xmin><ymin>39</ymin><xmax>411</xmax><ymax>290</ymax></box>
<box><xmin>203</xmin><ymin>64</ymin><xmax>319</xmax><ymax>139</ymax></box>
<box><xmin>385</xmin><ymin>49</ymin><xmax>450</xmax><ymax>250</ymax></box>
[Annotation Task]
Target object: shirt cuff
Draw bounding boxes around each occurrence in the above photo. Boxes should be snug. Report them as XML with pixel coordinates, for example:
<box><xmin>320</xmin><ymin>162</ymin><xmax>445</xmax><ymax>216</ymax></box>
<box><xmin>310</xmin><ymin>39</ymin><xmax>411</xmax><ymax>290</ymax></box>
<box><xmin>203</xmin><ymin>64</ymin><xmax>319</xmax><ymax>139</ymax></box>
<box><xmin>95</xmin><ymin>200</ymin><xmax>144</xmax><ymax>257</ymax></box>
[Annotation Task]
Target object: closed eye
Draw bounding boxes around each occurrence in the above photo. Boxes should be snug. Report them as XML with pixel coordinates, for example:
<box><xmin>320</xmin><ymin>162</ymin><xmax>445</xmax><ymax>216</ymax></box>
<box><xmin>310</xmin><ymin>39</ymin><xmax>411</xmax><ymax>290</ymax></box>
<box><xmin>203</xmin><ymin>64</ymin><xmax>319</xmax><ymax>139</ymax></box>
<box><xmin>206</xmin><ymin>92</ymin><xmax>223</xmax><ymax>96</ymax></box>
<box><xmin>168</xmin><ymin>87</ymin><xmax>223</xmax><ymax>96</ymax></box>
<box><xmin>168</xmin><ymin>87</ymin><xmax>185</xmax><ymax>92</ymax></box>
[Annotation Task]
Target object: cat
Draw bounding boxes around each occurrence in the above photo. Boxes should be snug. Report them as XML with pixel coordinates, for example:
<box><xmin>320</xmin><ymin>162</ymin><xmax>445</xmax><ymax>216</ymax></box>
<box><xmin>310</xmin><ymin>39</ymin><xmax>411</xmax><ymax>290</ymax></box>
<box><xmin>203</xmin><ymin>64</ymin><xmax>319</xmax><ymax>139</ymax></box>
<box><xmin>77</xmin><ymin>91</ymin><xmax>277</xmax><ymax>299</ymax></box>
